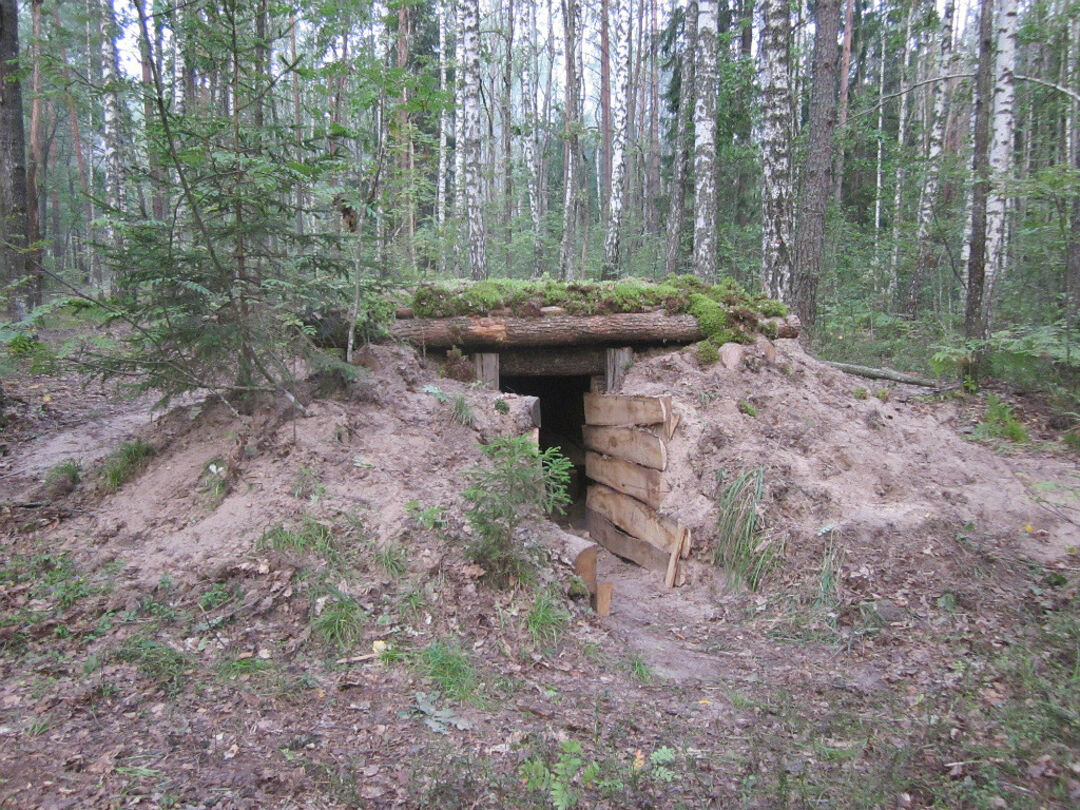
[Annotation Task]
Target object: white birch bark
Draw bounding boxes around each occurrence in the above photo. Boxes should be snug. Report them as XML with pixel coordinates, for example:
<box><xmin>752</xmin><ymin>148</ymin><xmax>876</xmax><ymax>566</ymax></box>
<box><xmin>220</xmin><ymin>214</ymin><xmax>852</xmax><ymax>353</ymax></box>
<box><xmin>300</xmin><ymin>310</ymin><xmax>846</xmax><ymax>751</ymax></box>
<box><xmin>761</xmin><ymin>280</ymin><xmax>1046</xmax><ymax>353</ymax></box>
<box><xmin>522</xmin><ymin>0</ymin><xmax>543</xmax><ymax>276</ymax></box>
<box><xmin>454</xmin><ymin>0</ymin><xmax>466</xmax><ymax>223</ymax></box>
<box><xmin>983</xmin><ymin>0</ymin><xmax>1018</xmax><ymax>328</ymax></box>
<box><xmin>437</xmin><ymin>0</ymin><xmax>448</xmax><ymax>240</ymax></box>
<box><xmin>873</xmin><ymin>27</ymin><xmax>885</xmax><ymax>275</ymax></box>
<box><xmin>461</xmin><ymin>0</ymin><xmax>487</xmax><ymax>279</ymax></box>
<box><xmin>887</xmin><ymin>3</ymin><xmax>915</xmax><ymax>304</ymax></box>
<box><xmin>100</xmin><ymin>0</ymin><xmax>125</xmax><ymax>251</ymax></box>
<box><xmin>759</xmin><ymin>0</ymin><xmax>794</xmax><ymax>300</ymax></box>
<box><xmin>601</xmin><ymin>0</ymin><xmax>632</xmax><ymax>279</ymax></box>
<box><xmin>907</xmin><ymin>0</ymin><xmax>954</xmax><ymax>316</ymax></box>
<box><xmin>692</xmin><ymin>0</ymin><xmax>718</xmax><ymax>281</ymax></box>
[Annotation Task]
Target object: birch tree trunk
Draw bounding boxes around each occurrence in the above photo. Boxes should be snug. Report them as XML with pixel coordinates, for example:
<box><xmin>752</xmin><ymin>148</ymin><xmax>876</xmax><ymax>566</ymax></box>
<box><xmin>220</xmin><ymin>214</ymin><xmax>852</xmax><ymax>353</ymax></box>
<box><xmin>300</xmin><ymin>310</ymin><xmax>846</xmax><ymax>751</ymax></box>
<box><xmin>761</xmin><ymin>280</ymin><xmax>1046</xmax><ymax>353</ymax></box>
<box><xmin>664</xmin><ymin>0</ymin><xmax>697</xmax><ymax>278</ymax></box>
<box><xmin>1066</xmin><ymin>14</ymin><xmax>1080</xmax><ymax>337</ymax></box>
<box><xmin>965</xmin><ymin>0</ymin><xmax>995</xmax><ymax>345</ymax></box>
<box><xmin>601</xmin><ymin>0</ymin><xmax>632</xmax><ymax>280</ymax></box>
<box><xmin>600</xmin><ymin>0</ymin><xmax>612</xmax><ymax>216</ymax></box>
<box><xmin>0</xmin><ymin>0</ymin><xmax>27</xmax><ymax>317</ymax></box>
<box><xmin>100</xmin><ymin>0</ymin><xmax>125</xmax><ymax>264</ymax></box>
<box><xmin>692</xmin><ymin>0</ymin><xmax>718</xmax><ymax>281</ymax></box>
<box><xmin>907</xmin><ymin>0</ymin><xmax>954</xmax><ymax>317</ymax></box>
<box><xmin>501</xmin><ymin>0</ymin><xmax>514</xmax><ymax>258</ymax></box>
<box><xmin>522</xmin><ymin>0</ymin><xmax>543</xmax><ymax>276</ymax></box>
<box><xmin>759</xmin><ymin>0</ymin><xmax>794</xmax><ymax>301</ymax></box>
<box><xmin>792</xmin><ymin>0</ymin><xmax>840</xmax><ymax>332</ymax></box>
<box><xmin>454</xmin><ymin>0</ymin><xmax>466</xmax><ymax>224</ymax></box>
<box><xmin>559</xmin><ymin>0</ymin><xmax>583</xmax><ymax>280</ymax></box>
<box><xmin>461</xmin><ymin>0</ymin><xmax>488</xmax><ymax>280</ymax></box>
<box><xmin>982</xmin><ymin>0</ymin><xmax>1018</xmax><ymax>329</ymax></box>
<box><xmin>887</xmin><ymin>2</ymin><xmax>915</xmax><ymax>305</ymax></box>
<box><xmin>437</xmin><ymin>0</ymin><xmax>449</xmax><ymax>263</ymax></box>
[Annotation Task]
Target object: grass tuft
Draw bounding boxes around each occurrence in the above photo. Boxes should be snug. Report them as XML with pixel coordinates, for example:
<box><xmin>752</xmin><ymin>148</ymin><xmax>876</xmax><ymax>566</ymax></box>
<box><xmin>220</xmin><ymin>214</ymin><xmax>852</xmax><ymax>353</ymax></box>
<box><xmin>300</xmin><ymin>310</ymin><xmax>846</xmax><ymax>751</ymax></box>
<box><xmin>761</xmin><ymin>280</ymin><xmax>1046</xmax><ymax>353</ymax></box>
<box><xmin>712</xmin><ymin>467</ymin><xmax>778</xmax><ymax>591</ymax></box>
<box><xmin>100</xmin><ymin>440</ymin><xmax>155</xmax><ymax>492</ymax></box>
<box><xmin>417</xmin><ymin>638</ymin><xmax>478</xmax><ymax>703</ymax></box>
<box><xmin>311</xmin><ymin>591</ymin><xmax>367</xmax><ymax>651</ymax></box>
<box><xmin>527</xmin><ymin>588</ymin><xmax>570</xmax><ymax>648</ymax></box>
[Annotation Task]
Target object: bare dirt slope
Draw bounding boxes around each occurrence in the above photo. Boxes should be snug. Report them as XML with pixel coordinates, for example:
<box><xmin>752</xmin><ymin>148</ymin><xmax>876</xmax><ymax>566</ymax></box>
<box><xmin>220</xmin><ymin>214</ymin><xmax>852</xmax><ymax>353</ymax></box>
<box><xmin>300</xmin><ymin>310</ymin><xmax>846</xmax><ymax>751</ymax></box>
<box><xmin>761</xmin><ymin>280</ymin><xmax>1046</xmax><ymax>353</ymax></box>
<box><xmin>1</xmin><ymin>339</ymin><xmax>1077</xmax><ymax>809</ymax></box>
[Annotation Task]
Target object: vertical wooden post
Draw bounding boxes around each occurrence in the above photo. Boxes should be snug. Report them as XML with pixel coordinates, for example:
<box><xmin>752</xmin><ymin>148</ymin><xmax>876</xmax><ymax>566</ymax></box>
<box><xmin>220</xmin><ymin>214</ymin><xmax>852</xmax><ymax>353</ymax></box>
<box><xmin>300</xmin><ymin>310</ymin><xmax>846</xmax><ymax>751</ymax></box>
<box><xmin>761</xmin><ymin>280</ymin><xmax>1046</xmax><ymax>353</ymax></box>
<box><xmin>605</xmin><ymin>347</ymin><xmax>633</xmax><ymax>393</ymax></box>
<box><xmin>473</xmin><ymin>352</ymin><xmax>499</xmax><ymax>388</ymax></box>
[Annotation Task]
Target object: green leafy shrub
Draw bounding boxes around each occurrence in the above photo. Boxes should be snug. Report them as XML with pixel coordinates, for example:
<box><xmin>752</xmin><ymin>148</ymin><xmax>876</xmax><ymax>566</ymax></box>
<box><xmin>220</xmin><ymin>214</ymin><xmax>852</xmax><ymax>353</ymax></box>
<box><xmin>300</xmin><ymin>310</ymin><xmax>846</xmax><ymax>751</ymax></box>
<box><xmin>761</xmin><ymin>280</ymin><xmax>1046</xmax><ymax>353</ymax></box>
<box><xmin>974</xmin><ymin>394</ymin><xmax>1028</xmax><ymax>442</ymax></box>
<box><xmin>462</xmin><ymin>437</ymin><xmax>572</xmax><ymax>586</ymax></box>
<box><xmin>695</xmin><ymin>340</ymin><xmax>719</xmax><ymax>365</ymax></box>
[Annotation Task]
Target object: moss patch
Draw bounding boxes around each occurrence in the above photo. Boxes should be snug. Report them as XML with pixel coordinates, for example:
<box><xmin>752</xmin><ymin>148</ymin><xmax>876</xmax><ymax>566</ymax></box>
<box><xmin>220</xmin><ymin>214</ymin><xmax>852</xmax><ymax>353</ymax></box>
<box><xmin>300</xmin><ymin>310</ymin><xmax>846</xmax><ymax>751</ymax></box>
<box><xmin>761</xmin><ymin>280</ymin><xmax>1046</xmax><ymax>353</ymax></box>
<box><xmin>403</xmin><ymin>276</ymin><xmax>787</xmax><ymax>342</ymax></box>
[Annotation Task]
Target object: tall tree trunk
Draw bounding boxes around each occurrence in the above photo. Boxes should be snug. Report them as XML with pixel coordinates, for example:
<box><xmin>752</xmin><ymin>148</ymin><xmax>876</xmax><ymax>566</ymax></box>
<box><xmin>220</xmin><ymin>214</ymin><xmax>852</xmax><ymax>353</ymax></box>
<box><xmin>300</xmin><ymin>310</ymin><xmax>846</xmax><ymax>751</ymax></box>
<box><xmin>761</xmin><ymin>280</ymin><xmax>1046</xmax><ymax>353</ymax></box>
<box><xmin>692</xmin><ymin>0</ymin><xmax>718</xmax><ymax>281</ymax></box>
<box><xmin>140</xmin><ymin>0</ymin><xmax>166</xmax><ymax>223</ymax></box>
<box><xmin>1067</xmin><ymin>14</ymin><xmax>1080</xmax><ymax>349</ymax></box>
<box><xmin>600</xmin><ymin>0</ymin><xmax>612</xmax><ymax>216</ymax></box>
<box><xmin>907</xmin><ymin>0</ymin><xmax>954</xmax><ymax>318</ymax></box>
<box><xmin>664</xmin><ymin>0</ymin><xmax>697</xmax><ymax>278</ymax></box>
<box><xmin>983</xmin><ymin>0</ymin><xmax>1017</xmax><ymax>329</ymax></box>
<box><xmin>873</xmin><ymin>27</ymin><xmax>885</xmax><ymax>288</ymax></box>
<box><xmin>759</xmin><ymin>0</ymin><xmax>794</xmax><ymax>301</ymax></box>
<box><xmin>601</xmin><ymin>0</ymin><xmax>632</xmax><ymax>280</ymax></box>
<box><xmin>454</xmin><ymin>0</ymin><xmax>466</xmax><ymax>227</ymax></box>
<box><xmin>290</xmin><ymin>10</ymin><xmax>304</xmax><ymax>236</ymax></box>
<box><xmin>502</xmin><ymin>0</ymin><xmax>514</xmax><ymax>260</ymax></box>
<box><xmin>461</xmin><ymin>0</ymin><xmax>488</xmax><ymax>279</ymax></box>
<box><xmin>887</xmin><ymin>2</ymin><xmax>914</xmax><ymax>306</ymax></box>
<box><xmin>965</xmin><ymin>0</ymin><xmax>995</xmax><ymax>346</ymax></box>
<box><xmin>437</xmin><ymin>0</ymin><xmax>449</xmax><ymax>268</ymax></box>
<box><xmin>100</xmin><ymin>0</ymin><xmax>125</xmax><ymax>270</ymax></box>
<box><xmin>645</xmin><ymin>0</ymin><xmax>660</xmax><ymax>240</ymax></box>
<box><xmin>522</xmin><ymin>0</ymin><xmax>543</xmax><ymax>276</ymax></box>
<box><xmin>559</xmin><ymin>0</ymin><xmax>583</xmax><ymax>280</ymax></box>
<box><xmin>831</xmin><ymin>0</ymin><xmax>854</xmax><ymax>207</ymax></box>
<box><xmin>0</xmin><ymin>0</ymin><xmax>28</xmax><ymax>317</ymax></box>
<box><xmin>792</xmin><ymin>0</ymin><xmax>840</xmax><ymax>332</ymax></box>
<box><xmin>26</xmin><ymin>0</ymin><xmax>44</xmax><ymax>308</ymax></box>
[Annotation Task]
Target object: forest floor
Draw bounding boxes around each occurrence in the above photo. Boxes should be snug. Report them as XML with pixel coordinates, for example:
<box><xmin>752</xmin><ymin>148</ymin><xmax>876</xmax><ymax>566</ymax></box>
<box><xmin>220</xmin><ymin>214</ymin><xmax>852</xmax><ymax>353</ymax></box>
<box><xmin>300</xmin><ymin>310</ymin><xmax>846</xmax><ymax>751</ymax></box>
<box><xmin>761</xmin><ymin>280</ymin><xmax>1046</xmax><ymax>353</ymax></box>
<box><xmin>1</xmin><ymin>330</ymin><xmax>1078</xmax><ymax>809</ymax></box>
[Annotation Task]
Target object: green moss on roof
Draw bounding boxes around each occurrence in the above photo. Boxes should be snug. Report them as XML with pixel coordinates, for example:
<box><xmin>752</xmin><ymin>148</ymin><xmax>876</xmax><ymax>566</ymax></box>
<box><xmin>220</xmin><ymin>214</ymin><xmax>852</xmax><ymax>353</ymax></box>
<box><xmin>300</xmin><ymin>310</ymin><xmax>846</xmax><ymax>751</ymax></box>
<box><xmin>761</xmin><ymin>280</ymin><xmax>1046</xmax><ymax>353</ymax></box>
<box><xmin>405</xmin><ymin>276</ymin><xmax>787</xmax><ymax>341</ymax></box>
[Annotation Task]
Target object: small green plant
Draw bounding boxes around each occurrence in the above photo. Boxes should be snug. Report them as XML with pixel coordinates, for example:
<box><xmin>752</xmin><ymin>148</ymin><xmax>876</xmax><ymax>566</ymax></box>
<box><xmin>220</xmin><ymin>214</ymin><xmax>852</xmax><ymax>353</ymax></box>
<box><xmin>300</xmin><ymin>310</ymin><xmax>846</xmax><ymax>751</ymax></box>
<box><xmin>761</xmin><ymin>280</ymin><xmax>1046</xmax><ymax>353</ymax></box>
<box><xmin>852</xmin><ymin>387</ymin><xmax>869</xmax><ymax>400</ymax></box>
<box><xmin>520</xmin><ymin>739</ymin><xmax>600</xmax><ymax>810</ymax></box>
<box><xmin>406</xmin><ymin>500</ymin><xmax>447</xmax><ymax>530</ymax></box>
<box><xmin>493</xmin><ymin>398</ymin><xmax>510</xmax><ymax>414</ymax></box>
<box><xmin>217</xmin><ymin>655</ymin><xmax>275</xmax><ymax>679</ymax></box>
<box><xmin>311</xmin><ymin>591</ymin><xmax>366</xmax><ymax>651</ymax></box>
<box><xmin>201</xmin><ymin>457</ymin><xmax>229</xmax><ymax>502</ymax></box>
<box><xmin>199</xmin><ymin>582</ymin><xmax>236</xmax><ymax>611</ymax></box>
<box><xmin>291</xmin><ymin>464</ymin><xmax>325</xmax><ymax>501</ymax></box>
<box><xmin>974</xmin><ymin>394</ymin><xmax>1028</xmax><ymax>442</ymax></box>
<box><xmin>116</xmin><ymin>634</ymin><xmax>190</xmax><ymax>691</ymax></box>
<box><xmin>373</xmin><ymin>542</ymin><xmax>408</xmax><ymax>578</ymax></box>
<box><xmin>527</xmin><ymin>588</ymin><xmax>570</xmax><ymax>648</ymax></box>
<box><xmin>712</xmin><ymin>467</ymin><xmax>778</xmax><ymax>590</ymax></box>
<box><xmin>462</xmin><ymin>437</ymin><xmax>572</xmax><ymax>587</ymax></box>
<box><xmin>648</xmin><ymin>746</ymin><xmax>679</xmax><ymax>782</ymax></box>
<box><xmin>259</xmin><ymin>518</ymin><xmax>338</xmax><ymax>561</ymax></box>
<box><xmin>874</xmin><ymin>387</ymin><xmax>890</xmax><ymax>402</ymax></box>
<box><xmin>737</xmin><ymin>399</ymin><xmax>757</xmax><ymax>417</ymax></box>
<box><xmin>422</xmin><ymin>383</ymin><xmax>449</xmax><ymax>403</ymax></box>
<box><xmin>695</xmin><ymin>339</ymin><xmax>719</xmax><ymax>365</ymax></box>
<box><xmin>28</xmin><ymin>718</ymin><xmax>50</xmax><ymax>736</ymax></box>
<box><xmin>100</xmin><ymin>440</ymin><xmax>155</xmax><ymax>492</ymax></box>
<box><xmin>451</xmin><ymin>394</ymin><xmax>475</xmax><ymax>427</ymax></box>
<box><xmin>417</xmin><ymin>638</ymin><xmax>477</xmax><ymax>703</ymax></box>
<box><xmin>45</xmin><ymin>459</ymin><xmax>81</xmax><ymax>488</ymax></box>
<box><xmin>625</xmin><ymin>653</ymin><xmax>652</xmax><ymax>684</ymax></box>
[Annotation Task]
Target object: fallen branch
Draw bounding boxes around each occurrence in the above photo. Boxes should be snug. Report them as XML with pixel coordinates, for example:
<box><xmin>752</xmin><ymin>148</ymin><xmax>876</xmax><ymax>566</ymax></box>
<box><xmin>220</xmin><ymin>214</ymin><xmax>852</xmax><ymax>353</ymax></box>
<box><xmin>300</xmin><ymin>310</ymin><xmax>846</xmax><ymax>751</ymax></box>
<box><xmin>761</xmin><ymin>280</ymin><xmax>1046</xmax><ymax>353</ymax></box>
<box><xmin>824</xmin><ymin>361</ymin><xmax>939</xmax><ymax>387</ymax></box>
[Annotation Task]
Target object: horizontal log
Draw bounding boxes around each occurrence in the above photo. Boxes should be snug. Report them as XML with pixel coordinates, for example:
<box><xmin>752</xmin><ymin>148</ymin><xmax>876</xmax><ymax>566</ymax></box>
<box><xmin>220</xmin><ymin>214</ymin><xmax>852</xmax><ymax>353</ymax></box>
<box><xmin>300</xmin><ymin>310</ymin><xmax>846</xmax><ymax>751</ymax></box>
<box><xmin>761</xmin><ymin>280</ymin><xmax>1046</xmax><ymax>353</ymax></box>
<box><xmin>585</xmin><ymin>451</ymin><xmax>670</xmax><ymax>508</ymax></box>
<box><xmin>534</xmin><ymin>522</ymin><xmax>598</xmax><ymax>594</ymax></box>
<box><xmin>498</xmin><ymin>347</ymin><xmax>607</xmax><ymax>376</ymax></box>
<box><xmin>824</xmin><ymin>361</ymin><xmax>939</xmax><ymax>387</ymax></box>
<box><xmin>387</xmin><ymin>312</ymin><xmax>706</xmax><ymax>349</ymax></box>
<box><xmin>582</xmin><ymin>425</ymin><xmax>667</xmax><ymax>470</ymax></box>
<box><xmin>587</xmin><ymin>509</ymin><xmax>671</xmax><ymax>573</ymax></box>
<box><xmin>584</xmin><ymin>393</ymin><xmax>672</xmax><ymax>429</ymax></box>
<box><xmin>586</xmin><ymin>484</ymin><xmax>685</xmax><ymax>553</ymax></box>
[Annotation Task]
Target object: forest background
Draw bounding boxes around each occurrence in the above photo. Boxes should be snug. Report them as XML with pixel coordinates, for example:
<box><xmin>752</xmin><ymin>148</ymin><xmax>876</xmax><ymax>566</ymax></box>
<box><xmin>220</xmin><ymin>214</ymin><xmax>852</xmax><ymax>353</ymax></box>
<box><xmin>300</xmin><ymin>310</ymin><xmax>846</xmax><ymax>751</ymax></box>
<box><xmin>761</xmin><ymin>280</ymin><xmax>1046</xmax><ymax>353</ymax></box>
<box><xmin>0</xmin><ymin>0</ymin><xmax>1077</xmax><ymax>404</ymax></box>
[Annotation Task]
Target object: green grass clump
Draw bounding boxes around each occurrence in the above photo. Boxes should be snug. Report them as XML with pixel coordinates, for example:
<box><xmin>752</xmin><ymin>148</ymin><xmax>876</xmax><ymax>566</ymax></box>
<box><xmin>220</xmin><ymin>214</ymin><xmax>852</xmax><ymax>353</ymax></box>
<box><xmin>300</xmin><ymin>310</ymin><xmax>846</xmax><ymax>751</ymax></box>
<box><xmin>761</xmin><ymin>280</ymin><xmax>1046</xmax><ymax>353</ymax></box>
<box><xmin>852</xmin><ymin>387</ymin><xmax>869</xmax><ymax>400</ymax></box>
<box><xmin>259</xmin><ymin>518</ymin><xmax>339</xmax><ymax>562</ymax></box>
<box><xmin>451</xmin><ymin>394</ymin><xmax>475</xmax><ymax>427</ymax></box>
<box><xmin>100</xmin><ymin>440</ymin><xmax>155</xmax><ymax>492</ymax></box>
<box><xmin>116</xmin><ymin>634</ymin><xmax>190</xmax><ymax>691</ymax></box>
<box><xmin>737</xmin><ymin>400</ymin><xmax>757</xmax><ymax>417</ymax></box>
<box><xmin>526</xmin><ymin>588</ymin><xmax>570</xmax><ymax>648</ymax></box>
<box><xmin>695</xmin><ymin>340</ymin><xmax>719</xmax><ymax>365</ymax></box>
<box><xmin>45</xmin><ymin>459</ymin><xmax>81</xmax><ymax>488</ymax></box>
<box><xmin>311</xmin><ymin>592</ymin><xmax>367</xmax><ymax>650</ymax></box>
<box><xmin>373</xmin><ymin>542</ymin><xmax>408</xmax><ymax>578</ymax></box>
<box><xmin>417</xmin><ymin>638</ymin><xmax>478</xmax><ymax>703</ymax></box>
<box><xmin>974</xmin><ymin>394</ymin><xmax>1028</xmax><ymax>442</ymax></box>
<box><xmin>712</xmin><ymin>467</ymin><xmax>778</xmax><ymax>591</ymax></box>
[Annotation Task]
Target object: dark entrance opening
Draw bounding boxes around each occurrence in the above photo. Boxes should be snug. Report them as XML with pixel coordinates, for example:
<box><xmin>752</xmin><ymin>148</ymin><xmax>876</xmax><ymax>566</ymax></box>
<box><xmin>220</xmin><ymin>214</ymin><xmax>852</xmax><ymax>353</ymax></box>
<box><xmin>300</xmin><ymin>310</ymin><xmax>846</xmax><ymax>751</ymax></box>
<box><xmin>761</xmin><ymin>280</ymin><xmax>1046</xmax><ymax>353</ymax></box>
<box><xmin>500</xmin><ymin>374</ymin><xmax>591</xmax><ymax>528</ymax></box>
